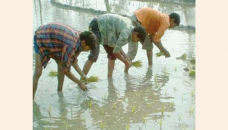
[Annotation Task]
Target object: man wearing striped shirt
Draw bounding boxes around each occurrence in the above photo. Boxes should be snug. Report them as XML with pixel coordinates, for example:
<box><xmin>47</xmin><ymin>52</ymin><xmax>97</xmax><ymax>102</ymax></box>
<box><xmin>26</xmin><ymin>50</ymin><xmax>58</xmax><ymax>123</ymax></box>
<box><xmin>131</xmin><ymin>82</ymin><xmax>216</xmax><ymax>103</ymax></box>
<box><xmin>33</xmin><ymin>22</ymin><xmax>96</xmax><ymax>100</ymax></box>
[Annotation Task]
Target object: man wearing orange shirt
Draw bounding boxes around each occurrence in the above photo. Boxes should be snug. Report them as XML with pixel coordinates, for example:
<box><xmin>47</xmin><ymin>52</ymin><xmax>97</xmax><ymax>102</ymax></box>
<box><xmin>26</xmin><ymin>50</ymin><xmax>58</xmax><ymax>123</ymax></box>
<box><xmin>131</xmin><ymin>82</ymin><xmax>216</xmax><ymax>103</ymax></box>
<box><xmin>128</xmin><ymin>7</ymin><xmax>180</xmax><ymax>65</ymax></box>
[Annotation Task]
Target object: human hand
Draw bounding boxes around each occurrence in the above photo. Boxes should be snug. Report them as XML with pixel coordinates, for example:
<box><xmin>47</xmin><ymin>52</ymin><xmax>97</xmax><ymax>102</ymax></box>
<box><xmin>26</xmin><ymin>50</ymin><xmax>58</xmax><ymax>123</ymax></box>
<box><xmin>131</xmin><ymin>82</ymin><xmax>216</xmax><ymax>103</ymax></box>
<box><xmin>124</xmin><ymin>60</ymin><xmax>132</xmax><ymax>69</ymax></box>
<box><xmin>80</xmin><ymin>75</ymin><xmax>88</xmax><ymax>84</ymax></box>
<box><xmin>78</xmin><ymin>82</ymin><xmax>88</xmax><ymax>91</ymax></box>
<box><xmin>164</xmin><ymin>50</ymin><xmax>171</xmax><ymax>58</ymax></box>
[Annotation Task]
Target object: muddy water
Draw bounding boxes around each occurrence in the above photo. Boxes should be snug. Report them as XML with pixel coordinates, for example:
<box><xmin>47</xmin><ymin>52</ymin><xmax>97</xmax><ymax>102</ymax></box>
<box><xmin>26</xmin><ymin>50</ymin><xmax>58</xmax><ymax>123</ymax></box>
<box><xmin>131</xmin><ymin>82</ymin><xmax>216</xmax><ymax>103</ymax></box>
<box><xmin>33</xmin><ymin>0</ymin><xmax>195</xmax><ymax>130</ymax></box>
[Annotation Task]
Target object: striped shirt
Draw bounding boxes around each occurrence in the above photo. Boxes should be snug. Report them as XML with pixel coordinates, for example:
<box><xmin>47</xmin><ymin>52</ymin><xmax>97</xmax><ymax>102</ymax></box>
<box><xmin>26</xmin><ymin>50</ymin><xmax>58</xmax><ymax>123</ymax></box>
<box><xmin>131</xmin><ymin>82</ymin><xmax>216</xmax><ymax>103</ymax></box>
<box><xmin>34</xmin><ymin>22</ymin><xmax>82</xmax><ymax>72</ymax></box>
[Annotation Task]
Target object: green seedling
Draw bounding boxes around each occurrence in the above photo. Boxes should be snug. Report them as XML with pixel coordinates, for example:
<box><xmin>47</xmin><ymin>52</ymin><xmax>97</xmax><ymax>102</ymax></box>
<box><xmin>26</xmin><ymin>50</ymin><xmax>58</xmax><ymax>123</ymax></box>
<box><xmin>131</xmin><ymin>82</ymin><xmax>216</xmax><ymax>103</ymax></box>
<box><xmin>132</xmin><ymin>60</ymin><xmax>142</xmax><ymax>68</ymax></box>
<box><xmin>190</xmin><ymin>58</ymin><xmax>195</xmax><ymax>64</ymax></box>
<box><xmin>171</xmin><ymin>101</ymin><xmax>175</xmax><ymax>108</ymax></box>
<box><xmin>112</xmin><ymin>103</ymin><xmax>116</xmax><ymax>109</ymax></box>
<box><xmin>49</xmin><ymin>70</ymin><xmax>57</xmax><ymax>77</ymax></box>
<box><xmin>48</xmin><ymin>106</ymin><xmax>52</xmax><ymax>120</ymax></box>
<box><xmin>161</xmin><ymin>105</ymin><xmax>165</xmax><ymax>116</ymax></box>
<box><xmin>156</xmin><ymin>52</ymin><xmax>165</xmax><ymax>57</ymax></box>
<box><xmin>191</xmin><ymin>91</ymin><xmax>195</xmax><ymax>97</ymax></box>
<box><xmin>63</xmin><ymin>120</ymin><xmax>69</xmax><ymax>129</ymax></box>
<box><xmin>189</xmin><ymin>107</ymin><xmax>194</xmax><ymax>114</ymax></box>
<box><xmin>189</xmin><ymin>70</ymin><xmax>195</xmax><ymax>76</ymax></box>
<box><xmin>81</xmin><ymin>76</ymin><xmax>99</xmax><ymax>83</ymax></box>
<box><xmin>176</xmin><ymin>53</ymin><xmax>187</xmax><ymax>60</ymax></box>
<box><xmin>142</xmin><ymin>117</ymin><xmax>146</xmax><ymax>123</ymax></box>
<box><xmin>100</xmin><ymin>121</ymin><xmax>106</xmax><ymax>129</ymax></box>
<box><xmin>178</xmin><ymin>116</ymin><xmax>182</xmax><ymax>122</ymax></box>
<box><xmin>175</xmin><ymin>66</ymin><xmax>177</xmax><ymax>72</ymax></box>
<box><xmin>147</xmin><ymin>103</ymin><xmax>152</xmax><ymax>107</ymax></box>
<box><xmin>159</xmin><ymin>119</ymin><xmax>163</xmax><ymax>128</ymax></box>
<box><xmin>132</xmin><ymin>106</ymin><xmax>136</xmax><ymax>113</ymax></box>
<box><xmin>88</xmin><ymin>101</ymin><xmax>92</xmax><ymax>107</ymax></box>
<box><xmin>126</xmin><ymin>124</ymin><xmax>130</xmax><ymax>130</ymax></box>
<box><xmin>100</xmin><ymin>109</ymin><xmax>105</xmax><ymax>114</ymax></box>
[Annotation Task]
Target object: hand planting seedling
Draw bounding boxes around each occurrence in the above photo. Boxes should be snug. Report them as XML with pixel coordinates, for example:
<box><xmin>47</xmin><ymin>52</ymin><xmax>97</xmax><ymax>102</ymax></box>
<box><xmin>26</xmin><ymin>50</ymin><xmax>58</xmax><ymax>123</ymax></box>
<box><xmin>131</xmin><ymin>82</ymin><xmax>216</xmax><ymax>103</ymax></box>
<box><xmin>132</xmin><ymin>60</ymin><xmax>142</xmax><ymax>68</ymax></box>
<box><xmin>81</xmin><ymin>76</ymin><xmax>99</xmax><ymax>83</ymax></box>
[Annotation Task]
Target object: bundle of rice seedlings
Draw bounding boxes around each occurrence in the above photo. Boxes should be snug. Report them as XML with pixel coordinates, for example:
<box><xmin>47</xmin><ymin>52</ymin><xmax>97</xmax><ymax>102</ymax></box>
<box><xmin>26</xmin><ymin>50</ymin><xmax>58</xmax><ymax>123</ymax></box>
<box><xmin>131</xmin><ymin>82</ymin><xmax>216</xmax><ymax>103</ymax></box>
<box><xmin>132</xmin><ymin>60</ymin><xmax>142</xmax><ymax>68</ymax></box>
<box><xmin>49</xmin><ymin>70</ymin><xmax>57</xmax><ymax>77</ymax></box>
<box><xmin>87</xmin><ymin>76</ymin><xmax>99</xmax><ymax>82</ymax></box>
<box><xmin>156</xmin><ymin>52</ymin><xmax>165</xmax><ymax>57</ymax></box>
<box><xmin>81</xmin><ymin>76</ymin><xmax>99</xmax><ymax>83</ymax></box>
<box><xmin>190</xmin><ymin>58</ymin><xmax>195</xmax><ymax>64</ymax></box>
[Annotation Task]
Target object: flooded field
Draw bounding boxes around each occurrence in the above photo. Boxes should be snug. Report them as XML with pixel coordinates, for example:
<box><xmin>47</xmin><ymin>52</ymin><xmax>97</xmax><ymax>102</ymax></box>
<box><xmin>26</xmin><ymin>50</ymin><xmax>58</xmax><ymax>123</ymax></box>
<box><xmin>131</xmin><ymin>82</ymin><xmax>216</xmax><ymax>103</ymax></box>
<box><xmin>33</xmin><ymin>0</ymin><xmax>195</xmax><ymax>129</ymax></box>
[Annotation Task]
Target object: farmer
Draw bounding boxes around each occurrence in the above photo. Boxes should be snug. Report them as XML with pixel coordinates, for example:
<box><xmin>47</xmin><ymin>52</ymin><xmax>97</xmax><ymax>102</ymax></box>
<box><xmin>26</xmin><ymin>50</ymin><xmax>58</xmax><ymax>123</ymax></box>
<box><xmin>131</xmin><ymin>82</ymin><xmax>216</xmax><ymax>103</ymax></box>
<box><xmin>127</xmin><ymin>7</ymin><xmax>180</xmax><ymax>65</ymax></box>
<box><xmin>82</xmin><ymin>13</ymin><xmax>146</xmax><ymax>78</ymax></box>
<box><xmin>33</xmin><ymin>22</ymin><xmax>96</xmax><ymax>100</ymax></box>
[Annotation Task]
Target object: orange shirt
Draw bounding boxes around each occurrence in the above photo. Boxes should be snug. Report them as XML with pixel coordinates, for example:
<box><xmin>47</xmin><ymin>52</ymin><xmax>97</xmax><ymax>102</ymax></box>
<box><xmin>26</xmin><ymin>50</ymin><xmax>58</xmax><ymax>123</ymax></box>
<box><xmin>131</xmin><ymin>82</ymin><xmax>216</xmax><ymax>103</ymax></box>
<box><xmin>135</xmin><ymin>8</ymin><xmax>170</xmax><ymax>43</ymax></box>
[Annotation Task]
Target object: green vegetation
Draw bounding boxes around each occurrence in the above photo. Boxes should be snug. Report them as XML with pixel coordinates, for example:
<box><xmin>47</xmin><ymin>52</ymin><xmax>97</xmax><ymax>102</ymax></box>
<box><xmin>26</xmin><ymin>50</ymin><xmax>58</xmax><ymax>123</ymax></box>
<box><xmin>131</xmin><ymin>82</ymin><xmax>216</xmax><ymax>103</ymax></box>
<box><xmin>81</xmin><ymin>76</ymin><xmax>99</xmax><ymax>83</ymax></box>
<box><xmin>189</xmin><ymin>70</ymin><xmax>195</xmax><ymax>76</ymax></box>
<box><xmin>49</xmin><ymin>70</ymin><xmax>57</xmax><ymax>77</ymax></box>
<box><xmin>132</xmin><ymin>106</ymin><xmax>136</xmax><ymax>113</ymax></box>
<box><xmin>176</xmin><ymin>53</ymin><xmax>187</xmax><ymax>60</ymax></box>
<box><xmin>190</xmin><ymin>57</ymin><xmax>195</xmax><ymax>64</ymax></box>
<box><xmin>48</xmin><ymin>106</ymin><xmax>52</xmax><ymax>120</ymax></box>
<box><xmin>132</xmin><ymin>60</ymin><xmax>142</xmax><ymax>68</ymax></box>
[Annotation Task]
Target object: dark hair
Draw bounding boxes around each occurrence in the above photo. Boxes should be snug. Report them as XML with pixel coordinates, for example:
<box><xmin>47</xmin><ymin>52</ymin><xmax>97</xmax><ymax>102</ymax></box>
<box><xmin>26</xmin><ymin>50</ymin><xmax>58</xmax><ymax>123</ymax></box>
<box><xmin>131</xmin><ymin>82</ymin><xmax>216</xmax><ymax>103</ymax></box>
<box><xmin>169</xmin><ymin>13</ymin><xmax>180</xmax><ymax>26</ymax></box>
<box><xmin>133</xmin><ymin>25</ymin><xmax>147</xmax><ymax>43</ymax></box>
<box><xmin>80</xmin><ymin>31</ymin><xmax>96</xmax><ymax>51</ymax></box>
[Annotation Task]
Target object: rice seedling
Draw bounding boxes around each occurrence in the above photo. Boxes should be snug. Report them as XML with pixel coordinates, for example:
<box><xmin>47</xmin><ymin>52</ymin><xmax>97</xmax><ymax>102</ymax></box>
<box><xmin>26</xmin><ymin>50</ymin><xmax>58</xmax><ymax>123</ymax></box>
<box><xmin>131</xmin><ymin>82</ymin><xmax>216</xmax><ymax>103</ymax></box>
<box><xmin>161</xmin><ymin>105</ymin><xmax>165</xmax><ymax>116</ymax></box>
<box><xmin>175</xmin><ymin>66</ymin><xmax>177</xmax><ymax>72</ymax></box>
<box><xmin>178</xmin><ymin>116</ymin><xmax>182</xmax><ymax>122</ymax></box>
<box><xmin>147</xmin><ymin>103</ymin><xmax>152</xmax><ymax>107</ymax></box>
<box><xmin>112</xmin><ymin>103</ymin><xmax>117</xmax><ymax>109</ymax></box>
<box><xmin>189</xmin><ymin>107</ymin><xmax>194</xmax><ymax>114</ymax></box>
<box><xmin>100</xmin><ymin>121</ymin><xmax>106</xmax><ymax>129</ymax></box>
<box><xmin>176</xmin><ymin>53</ymin><xmax>187</xmax><ymax>60</ymax></box>
<box><xmin>142</xmin><ymin>117</ymin><xmax>146</xmax><ymax>123</ymax></box>
<box><xmin>48</xmin><ymin>106</ymin><xmax>52</xmax><ymax>120</ymax></box>
<box><xmin>159</xmin><ymin>119</ymin><xmax>163</xmax><ymax>128</ymax></box>
<box><xmin>132</xmin><ymin>60</ymin><xmax>142</xmax><ymax>68</ymax></box>
<box><xmin>62</xmin><ymin>120</ymin><xmax>70</xmax><ymax>129</ymax></box>
<box><xmin>132</xmin><ymin>106</ymin><xmax>136</xmax><ymax>113</ymax></box>
<box><xmin>190</xmin><ymin>58</ymin><xmax>195</xmax><ymax>64</ymax></box>
<box><xmin>81</xmin><ymin>76</ymin><xmax>99</xmax><ymax>83</ymax></box>
<box><xmin>191</xmin><ymin>90</ymin><xmax>195</xmax><ymax>97</ymax></box>
<box><xmin>189</xmin><ymin>70</ymin><xmax>195</xmax><ymax>76</ymax></box>
<box><xmin>171</xmin><ymin>101</ymin><xmax>175</xmax><ymax>108</ymax></box>
<box><xmin>88</xmin><ymin>101</ymin><xmax>92</xmax><ymax>107</ymax></box>
<box><xmin>126</xmin><ymin>124</ymin><xmax>130</xmax><ymax>130</ymax></box>
<box><xmin>49</xmin><ymin>70</ymin><xmax>57</xmax><ymax>77</ymax></box>
<box><xmin>100</xmin><ymin>109</ymin><xmax>105</xmax><ymax>114</ymax></box>
<box><xmin>156</xmin><ymin>52</ymin><xmax>165</xmax><ymax>57</ymax></box>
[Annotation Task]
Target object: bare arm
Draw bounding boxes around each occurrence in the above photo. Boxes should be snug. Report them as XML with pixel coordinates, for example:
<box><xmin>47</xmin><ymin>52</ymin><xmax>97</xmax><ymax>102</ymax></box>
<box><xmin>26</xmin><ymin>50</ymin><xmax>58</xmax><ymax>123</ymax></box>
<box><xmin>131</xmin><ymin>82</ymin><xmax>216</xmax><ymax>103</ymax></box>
<box><xmin>154</xmin><ymin>42</ymin><xmax>170</xmax><ymax>58</ymax></box>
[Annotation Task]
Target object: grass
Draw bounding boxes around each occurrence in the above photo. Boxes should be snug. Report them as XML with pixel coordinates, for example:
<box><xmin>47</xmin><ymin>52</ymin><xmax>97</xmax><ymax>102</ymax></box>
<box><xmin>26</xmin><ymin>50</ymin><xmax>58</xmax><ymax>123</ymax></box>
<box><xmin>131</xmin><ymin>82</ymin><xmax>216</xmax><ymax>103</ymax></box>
<box><xmin>156</xmin><ymin>52</ymin><xmax>165</xmax><ymax>57</ymax></box>
<box><xmin>49</xmin><ymin>70</ymin><xmax>57</xmax><ymax>77</ymax></box>
<box><xmin>132</xmin><ymin>60</ymin><xmax>142</xmax><ymax>68</ymax></box>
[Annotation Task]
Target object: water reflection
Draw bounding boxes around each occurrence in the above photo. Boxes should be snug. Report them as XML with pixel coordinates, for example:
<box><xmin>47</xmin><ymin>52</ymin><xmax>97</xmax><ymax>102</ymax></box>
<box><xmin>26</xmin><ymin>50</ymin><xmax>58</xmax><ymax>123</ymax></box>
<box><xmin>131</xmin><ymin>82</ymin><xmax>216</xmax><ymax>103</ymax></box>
<box><xmin>33</xmin><ymin>0</ymin><xmax>195</xmax><ymax>129</ymax></box>
<box><xmin>52</xmin><ymin>0</ymin><xmax>195</xmax><ymax>26</ymax></box>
